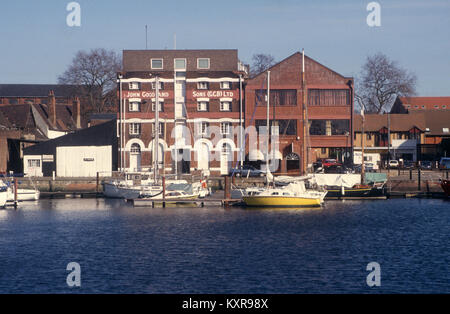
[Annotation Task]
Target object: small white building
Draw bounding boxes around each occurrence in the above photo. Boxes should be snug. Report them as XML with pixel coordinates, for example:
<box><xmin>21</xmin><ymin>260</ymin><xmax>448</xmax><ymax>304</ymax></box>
<box><xmin>353</xmin><ymin>151</ymin><xmax>381</xmax><ymax>170</ymax></box>
<box><xmin>23</xmin><ymin>120</ymin><xmax>118</xmax><ymax>177</ymax></box>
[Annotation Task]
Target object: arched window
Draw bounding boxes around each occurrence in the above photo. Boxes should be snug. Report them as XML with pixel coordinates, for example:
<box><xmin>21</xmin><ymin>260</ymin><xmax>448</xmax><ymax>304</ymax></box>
<box><xmin>131</xmin><ymin>143</ymin><xmax>141</xmax><ymax>153</ymax></box>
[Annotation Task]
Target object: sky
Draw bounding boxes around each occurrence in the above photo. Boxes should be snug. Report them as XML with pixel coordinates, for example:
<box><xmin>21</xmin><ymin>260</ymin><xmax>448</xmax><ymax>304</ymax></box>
<box><xmin>0</xmin><ymin>0</ymin><xmax>449</xmax><ymax>96</ymax></box>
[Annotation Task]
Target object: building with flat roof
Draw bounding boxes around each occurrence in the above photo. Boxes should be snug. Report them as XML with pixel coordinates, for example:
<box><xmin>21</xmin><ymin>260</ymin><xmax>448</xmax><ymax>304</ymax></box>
<box><xmin>119</xmin><ymin>49</ymin><xmax>248</xmax><ymax>176</ymax></box>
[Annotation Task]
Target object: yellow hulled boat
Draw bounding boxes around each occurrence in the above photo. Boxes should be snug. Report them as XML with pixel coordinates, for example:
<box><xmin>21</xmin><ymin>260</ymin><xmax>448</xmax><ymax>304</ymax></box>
<box><xmin>242</xmin><ymin>182</ymin><xmax>326</xmax><ymax>208</ymax></box>
<box><xmin>243</xmin><ymin>195</ymin><xmax>321</xmax><ymax>207</ymax></box>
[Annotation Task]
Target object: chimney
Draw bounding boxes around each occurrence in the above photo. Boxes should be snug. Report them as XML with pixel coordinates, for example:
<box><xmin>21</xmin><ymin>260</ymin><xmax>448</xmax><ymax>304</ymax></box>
<box><xmin>73</xmin><ymin>97</ymin><xmax>81</xmax><ymax>129</ymax></box>
<box><xmin>47</xmin><ymin>90</ymin><xmax>56</xmax><ymax>127</ymax></box>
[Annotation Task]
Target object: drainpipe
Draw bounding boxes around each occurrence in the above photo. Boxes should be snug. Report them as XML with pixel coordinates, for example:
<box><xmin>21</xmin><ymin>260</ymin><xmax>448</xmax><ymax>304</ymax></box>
<box><xmin>347</xmin><ymin>80</ymin><xmax>354</xmax><ymax>167</ymax></box>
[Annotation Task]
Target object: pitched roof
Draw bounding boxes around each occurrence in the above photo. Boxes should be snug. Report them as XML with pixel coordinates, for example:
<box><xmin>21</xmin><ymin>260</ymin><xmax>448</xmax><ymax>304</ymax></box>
<box><xmin>421</xmin><ymin>111</ymin><xmax>450</xmax><ymax>136</ymax></box>
<box><xmin>354</xmin><ymin>113</ymin><xmax>426</xmax><ymax>132</ymax></box>
<box><xmin>399</xmin><ymin>96</ymin><xmax>450</xmax><ymax>111</ymax></box>
<box><xmin>0</xmin><ymin>84</ymin><xmax>81</xmax><ymax>97</ymax></box>
<box><xmin>0</xmin><ymin>104</ymin><xmax>35</xmax><ymax>129</ymax></box>
<box><xmin>0</xmin><ymin>103</ymin><xmax>79</xmax><ymax>134</ymax></box>
<box><xmin>0</xmin><ymin>109</ymin><xmax>12</xmax><ymax>129</ymax></box>
<box><xmin>23</xmin><ymin>119</ymin><xmax>118</xmax><ymax>155</ymax></box>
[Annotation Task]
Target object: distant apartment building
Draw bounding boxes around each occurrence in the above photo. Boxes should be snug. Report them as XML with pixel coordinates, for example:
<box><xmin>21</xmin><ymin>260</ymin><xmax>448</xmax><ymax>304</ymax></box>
<box><xmin>390</xmin><ymin>96</ymin><xmax>450</xmax><ymax>161</ymax></box>
<box><xmin>391</xmin><ymin>96</ymin><xmax>450</xmax><ymax>113</ymax></box>
<box><xmin>245</xmin><ymin>52</ymin><xmax>354</xmax><ymax>175</ymax></box>
<box><xmin>353</xmin><ymin>113</ymin><xmax>426</xmax><ymax>162</ymax></box>
<box><xmin>119</xmin><ymin>49</ymin><xmax>248</xmax><ymax>176</ymax></box>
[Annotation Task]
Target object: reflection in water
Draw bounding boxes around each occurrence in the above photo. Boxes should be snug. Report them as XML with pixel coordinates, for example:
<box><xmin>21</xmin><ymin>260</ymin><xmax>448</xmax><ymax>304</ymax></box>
<box><xmin>0</xmin><ymin>198</ymin><xmax>449</xmax><ymax>293</ymax></box>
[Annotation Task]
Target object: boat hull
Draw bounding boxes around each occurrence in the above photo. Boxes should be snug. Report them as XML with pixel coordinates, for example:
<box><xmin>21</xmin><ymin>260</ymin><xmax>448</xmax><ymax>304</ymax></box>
<box><xmin>6</xmin><ymin>189</ymin><xmax>40</xmax><ymax>202</ymax></box>
<box><xmin>325</xmin><ymin>186</ymin><xmax>386</xmax><ymax>198</ymax></box>
<box><xmin>441</xmin><ymin>179</ymin><xmax>450</xmax><ymax>197</ymax></box>
<box><xmin>0</xmin><ymin>191</ymin><xmax>6</xmax><ymax>207</ymax></box>
<box><xmin>242</xmin><ymin>196</ymin><xmax>321</xmax><ymax>207</ymax></box>
<box><xmin>103</xmin><ymin>182</ymin><xmax>141</xmax><ymax>199</ymax></box>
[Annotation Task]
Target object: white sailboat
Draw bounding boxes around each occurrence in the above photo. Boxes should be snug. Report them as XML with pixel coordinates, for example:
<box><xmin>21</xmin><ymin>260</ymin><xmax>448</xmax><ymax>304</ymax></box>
<box><xmin>0</xmin><ymin>186</ymin><xmax>7</xmax><ymax>207</ymax></box>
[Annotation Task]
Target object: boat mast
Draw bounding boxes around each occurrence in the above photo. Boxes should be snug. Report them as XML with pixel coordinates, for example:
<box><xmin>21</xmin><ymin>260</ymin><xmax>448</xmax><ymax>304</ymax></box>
<box><xmin>266</xmin><ymin>71</ymin><xmax>271</xmax><ymax>186</ymax></box>
<box><xmin>154</xmin><ymin>76</ymin><xmax>160</xmax><ymax>183</ymax></box>
<box><xmin>302</xmin><ymin>49</ymin><xmax>308</xmax><ymax>175</ymax></box>
<box><xmin>118</xmin><ymin>75</ymin><xmax>123</xmax><ymax>172</ymax></box>
<box><xmin>361</xmin><ymin>106</ymin><xmax>365</xmax><ymax>184</ymax></box>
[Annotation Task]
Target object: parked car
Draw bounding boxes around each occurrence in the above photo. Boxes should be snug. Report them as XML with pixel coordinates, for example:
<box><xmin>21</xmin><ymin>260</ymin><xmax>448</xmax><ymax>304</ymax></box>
<box><xmin>321</xmin><ymin>158</ymin><xmax>342</xmax><ymax>167</ymax></box>
<box><xmin>419</xmin><ymin>161</ymin><xmax>432</xmax><ymax>170</ymax></box>
<box><xmin>229</xmin><ymin>165</ymin><xmax>265</xmax><ymax>177</ymax></box>
<box><xmin>389</xmin><ymin>160</ymin><xmax>399</xmax><ymax>169</ymax></box>
<box><xmin>324</xmin><ymin>164</ymin><xmax>348</xmax><ymax>174</ymax></box>
<box><xmin>403</xmin><ymin>160</ymin><xmax>416</xmax><ymax>169</ymax></box>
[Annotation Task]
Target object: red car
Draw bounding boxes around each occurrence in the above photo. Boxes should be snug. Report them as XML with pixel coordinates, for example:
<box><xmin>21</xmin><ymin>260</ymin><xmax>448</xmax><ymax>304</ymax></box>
<box><xmin>321</xmin><ymin>159</ymin><xmax>342</xmax><ymax>167</ymax></box>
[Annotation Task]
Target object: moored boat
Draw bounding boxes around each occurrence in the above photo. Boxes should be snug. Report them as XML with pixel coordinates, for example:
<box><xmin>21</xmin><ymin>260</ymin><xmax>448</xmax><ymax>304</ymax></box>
<box><xmin>242</xmin><ymin>181</ymin><xmax>326</xmax><ymax>208</ymax></box>
<box><xmin>0</xmin><ymin>188</ymin><xmax>6</xmax><ymax>208</ymax></box>
<box><xmin>441</xmin><ymin>179</ymin><xmax>450</xmax><ymax>197</ymax></box>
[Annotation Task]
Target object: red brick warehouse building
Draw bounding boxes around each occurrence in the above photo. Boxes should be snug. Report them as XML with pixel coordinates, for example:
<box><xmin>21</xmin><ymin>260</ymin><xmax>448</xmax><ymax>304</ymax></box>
<box><xmin>119</xmin><ymin>49</ymin><xmax>248</xmax><ymax>176</ymax></box>
<box><xmin>245</xmin><ymin>51</ymin><xmax>354</xmax><ymax>175</ymax></box>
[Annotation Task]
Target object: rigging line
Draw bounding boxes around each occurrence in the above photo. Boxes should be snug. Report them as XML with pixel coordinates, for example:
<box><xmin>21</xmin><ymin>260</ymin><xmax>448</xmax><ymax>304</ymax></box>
<box><xmin>231</xmin><ymin>78</ymin><xmax>266</xmax><ymax>175</ymax></box>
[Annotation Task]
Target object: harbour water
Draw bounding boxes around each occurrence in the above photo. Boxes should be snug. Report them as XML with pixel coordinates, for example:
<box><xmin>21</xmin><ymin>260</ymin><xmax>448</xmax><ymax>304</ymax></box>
<box><xmin>0</xmin><ymin>198</ymin><xmax>449</xmax><ymax>293</ymax></box>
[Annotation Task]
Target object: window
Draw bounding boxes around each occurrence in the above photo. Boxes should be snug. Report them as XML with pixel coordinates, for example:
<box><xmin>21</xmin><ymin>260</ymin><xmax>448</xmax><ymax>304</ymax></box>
<box><xmin>331</xmin><ymin>120</ymin><xmax>350</xmax><ymax>135</ymax></box>
<box><xmin>255</xmin><ymin>120</ymin><xmax>297</xmax><ymax>136</ymax></box>
<box><xmin>152</xmin><ymin>101</ymin><xmax>164</xmax><ymax>112</ymax></box>
<box><xmin>129</xmin><ymin>123</ymin><xmax>141</xmax><ymax>135</ymax></box>
<box><xmin>152</xmin><ymin>122</ymin><xmax>163</xmax><ymax>136</ymax></box>
<box><xmin>151</xmin><ymin>58</ymin><xmax>163</xmax><ymax>69</ymax></box>
<box><xmin>220</xmin><ymin>101</ymin><xmax>231</xmax><ymax>111</ymax></box>
<box><xmin>197</xmin><ymin>58</ymin><xmax>210</xmax><ymax>69</ymax></box>
<box><xmin>197</xmin><ymin>82</ymin><xmax>209</xmax><ymax>90</ymax></box>
<box><xmin>255</xmin><ymin>89</ymin><xmax>297</xmax><ymax>106</ymax></box>
<box><xmin>222</xmin><ymin>143</ymin><xmax>230</xmax><ymax>153</ymax></box>
<box><xmin>443</xmin><ymin>128</ymin><xmax>449</xmax><ymax>133</ymax></box>
<box><xmin>310</xmin><ymin>120</ymin><xmax>350</xmax><ymax>136</ymax></box>
<box><xmin>220</xmin><ymin>122</ymin><xmax>231</xmax><ymax>135</ymax></box>
<box><xmin>198</xmin><ymin>122</ymin><xmax>209</xmax><ymax>136</ymax></box>
<box><xmin>321</xmin><ymin>148</ymin><xmax>327</xmax><ymax>154</ymax></box>
<box><xmin>197</xmin><ymin>101</ymin><xmax>209</xmax><ymax>111</ymax></box>
<box><xmin>151</xmin><ymin>81</ymin><xmax>164</xmax><ymax>90</ymax></box>
<box><xmin>129</xmin><ymin>101</ymin><xmax>140</xmax><ymax>112</ymax></box>
<box><xmin>174</xmin><ymin>58</ymin><xmax>186</xmax><ymax>70</ymax></box>
<box><xmin>308</xmin><ymin>89</ymin><xmax>350</xmax><ymax>106</ymax></box>
<box><xmin>129</xmin><ymin>82</ymin><xmax>140</xmax><ymax>90</ymax></box>
<box><xmin>27</xmin><ymin>159</ymin><xmax>41</xmax><ymax>167</ymax></box>
<box><xmin>220</xmin><ymin>81</ymin><xmax>231</xmax><ymax>89</ymax></box>
<box><xmin>130</xmin><ymin>143</ymin><xmax>141</xmax><ymax>153</ymax></box>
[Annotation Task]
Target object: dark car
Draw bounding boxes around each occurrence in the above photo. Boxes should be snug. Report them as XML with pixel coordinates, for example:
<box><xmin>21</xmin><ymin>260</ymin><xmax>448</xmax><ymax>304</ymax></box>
<box><xmin>420</xmin><ymin>161</ymin><xmax>432</xmax><ymax>170</ymax></box>
<box><xmin>229</xmin><ymin>165</ymin><xmax>265</xmax><ymax>177</ymax></box>
<box><xmin>324</xmin><ymin>164</ymin><xmax>347</xmax><ymax>174</ymax></box>
<box><xmin>403</xmin><ymin>160</ymin><xmax>416</xmax><ymax>169</ymax></box>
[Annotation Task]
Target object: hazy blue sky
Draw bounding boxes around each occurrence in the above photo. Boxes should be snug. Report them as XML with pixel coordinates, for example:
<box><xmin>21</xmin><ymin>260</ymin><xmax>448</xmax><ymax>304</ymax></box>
<box><xmin>0</xmin><ymin>0</ymin><xmax>449</xmax><ymax>95</ymax></box>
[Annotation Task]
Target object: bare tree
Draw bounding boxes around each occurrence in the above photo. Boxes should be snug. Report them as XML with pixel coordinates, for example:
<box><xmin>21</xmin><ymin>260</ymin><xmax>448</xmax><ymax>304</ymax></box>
<box><xmin>355</xmin><ymin>52</ymin><xmax>417</xmax><ymax>114</ymax></box>
<box><xmin>58</xmin><ymin>48</ymin><xmax>121</xmax><ymax>114</ymax></box>
<box><xmin>250</xmin><ymin>53</ymin><xmax>276</xmax><ymax>77</ymax></box>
